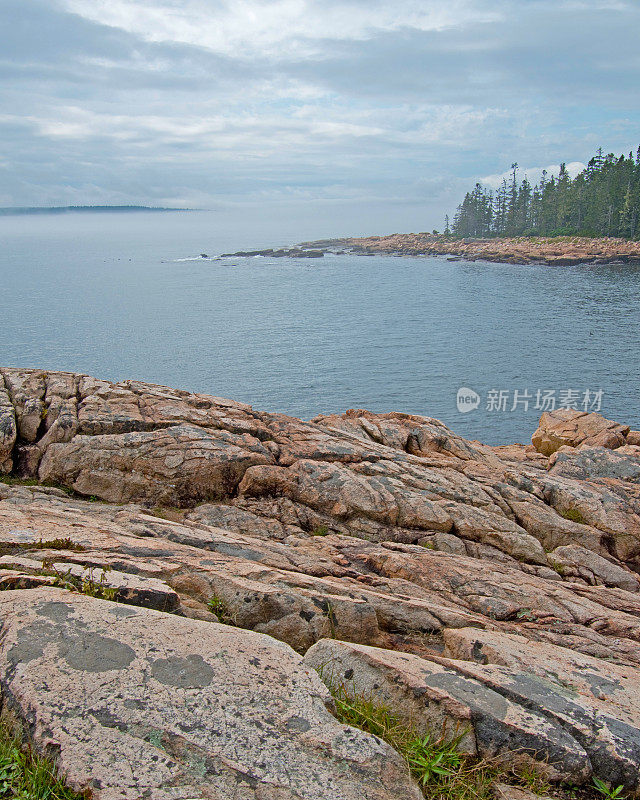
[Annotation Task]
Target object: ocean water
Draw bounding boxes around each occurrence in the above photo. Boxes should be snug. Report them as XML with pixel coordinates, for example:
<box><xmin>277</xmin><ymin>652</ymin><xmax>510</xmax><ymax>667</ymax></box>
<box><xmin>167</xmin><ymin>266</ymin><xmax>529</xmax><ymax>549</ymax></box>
<box><xmin>1</xmin><ymin>210</ymin><xmax>639</xmax><ymax>445</ymax></box>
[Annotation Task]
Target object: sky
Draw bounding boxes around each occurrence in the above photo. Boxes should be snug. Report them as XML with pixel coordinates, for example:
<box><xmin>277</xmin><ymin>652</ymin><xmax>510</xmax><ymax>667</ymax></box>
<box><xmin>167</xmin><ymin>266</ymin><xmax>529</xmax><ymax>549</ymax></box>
<box><xmin>1</xmin><ymin>0</ymin><xmax>639</xmax><ymax>233</ymax></box>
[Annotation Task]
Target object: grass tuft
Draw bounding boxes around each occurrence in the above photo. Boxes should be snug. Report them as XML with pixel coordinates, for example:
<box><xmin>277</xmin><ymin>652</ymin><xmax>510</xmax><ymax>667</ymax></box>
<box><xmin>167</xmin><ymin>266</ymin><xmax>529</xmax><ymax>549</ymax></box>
<box><xmin>32</xmin><ymin>538</ymin><xmax>85</xmax><ymax>553</ymax></box>
<box><xmin>141</xmin><ymin>506</ymin><xmax>186</xmax><ymax>522</ymax></box>
<box><xmin>207</xmin><ymin>594</ymin><xmax>235</xmax><ymax>625</ymax></box>
<box><xmin>592</xmin><ymin>777</ymin><xmax>626</xmax><ymax>800</ymax></box>
<box><xmin>517</xmin><ymin>761</ymin><xmax>552</xmax><ymax>795</ymax></box>
<box><xmin>0</xmin><ymin>475</ymin><xmax>74</xmax><ymax>496</ymax></box>
<box><xmin>0</xmin><ymin>712</ymin><xmax>89</xmax><ymax>799</ymax></box>
<box><xmin>319</xmin><ymin>669</ymin><xmax>558</xmax><ymax>800</ymax></box>
<box><xmin>38</xmin><ymin>563</ymin><xmax>117</xmax><ymax>601</ymax></box>
<box><xmin>548</xmin><ymin>559</ymin><xmax>567</xmax><ymax>577</ymax></box>
<box><xmin>0</xmin><ymin>476</ymin><xmax>41</xmax><ymax>488</ymax></box>
<box><xmin>0</xmin><ymin>539</ymin><xmax>85</xmax><ymax>560</ymax></box>
<box><xmin>559</xmin><ymin>508</ymin><xmax>586</xmax><ymax>525</ymax></box>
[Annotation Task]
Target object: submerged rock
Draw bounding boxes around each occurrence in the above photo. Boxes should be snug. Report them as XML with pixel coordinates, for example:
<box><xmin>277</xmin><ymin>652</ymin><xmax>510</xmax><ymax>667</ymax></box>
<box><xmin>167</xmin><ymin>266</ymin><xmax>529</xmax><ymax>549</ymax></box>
<box><xmin>219</xmin><ymin>248</ymin><xmax>324</xmax><ymax>258</ymax></box>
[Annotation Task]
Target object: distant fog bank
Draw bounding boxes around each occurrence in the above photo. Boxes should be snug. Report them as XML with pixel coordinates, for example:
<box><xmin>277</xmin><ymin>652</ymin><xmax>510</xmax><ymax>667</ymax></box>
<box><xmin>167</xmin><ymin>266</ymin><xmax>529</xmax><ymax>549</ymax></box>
<box><xmin>0</xmin><ymin>206</ymin><xmax>194</xmax><ymax>216</ymax></box>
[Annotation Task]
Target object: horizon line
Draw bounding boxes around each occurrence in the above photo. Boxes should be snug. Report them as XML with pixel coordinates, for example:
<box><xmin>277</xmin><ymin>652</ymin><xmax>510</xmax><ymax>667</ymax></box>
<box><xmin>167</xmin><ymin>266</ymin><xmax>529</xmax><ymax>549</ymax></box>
<box><xmin>0</xmin><ymin>205</ymin><xmax>199</xmax><ymax>215</ymax></box>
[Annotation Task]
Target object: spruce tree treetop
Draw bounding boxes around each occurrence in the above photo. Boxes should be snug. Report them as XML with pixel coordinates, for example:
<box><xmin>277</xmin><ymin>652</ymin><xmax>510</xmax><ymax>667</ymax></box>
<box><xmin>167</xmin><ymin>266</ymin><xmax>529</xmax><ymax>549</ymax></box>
<box><xmin>451</xmin><ymin>145</ymin><xmax>640</xmax><ymax>240</ymax></box>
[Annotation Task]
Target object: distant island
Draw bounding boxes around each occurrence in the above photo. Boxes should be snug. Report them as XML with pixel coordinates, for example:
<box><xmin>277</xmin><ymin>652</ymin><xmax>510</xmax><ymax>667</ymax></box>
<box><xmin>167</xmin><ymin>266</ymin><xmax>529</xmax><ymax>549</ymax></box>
<box><xmin>0</xmin><ymin>205</ymin><xmax>193</xmax><ymax>216</ymax></box>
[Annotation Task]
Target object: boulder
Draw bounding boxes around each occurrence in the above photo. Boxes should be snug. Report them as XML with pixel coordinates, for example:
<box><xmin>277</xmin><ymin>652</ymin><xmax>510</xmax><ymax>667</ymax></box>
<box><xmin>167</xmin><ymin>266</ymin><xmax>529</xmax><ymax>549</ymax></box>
<box><xmin>0</xmin><ymin>378</ymin><xmax>16</xmax><ymax>473</ymax></box>
<box><xmin>314</xmin><ymin>408</ymin><xmax>498</xmax><ymax>464</ymax></box>
<box><xmin>441</xmin><ymin>628</ymin><xmax>640</xmax><ymax>791</ymax></box>
<box><xmin>442</xmin><ymin>627</ymin><xmax>640</xmax><ymax>712</ymax></box>
<box><xmin>304</xmin><ymin>639</ymin><xmax>591</xmax><ymax>784</ymax></box>
<box><xmin>307</xmin><ymin>632</ymin><xmax>640</xmax><ymax>791</ymax></box>
<box><xmin>238</xmin><ymin>459</ymin><xmax>455</xmax><ymax>535</ymax></box>
<box><xmin>38</xmin><ymin>424</ymin><xmax>273</xmax><ymax>505</ymax></box>
<box><xmin>0</xmin><ymin>588</ymin><xmax>421</xmax><ymax>800</ymax></box>
<box><xmin>532</xmin><ymin>409</ymin><xmax>630</xmax><ymax>456</ymax></box>
<box><xmin>548</xmin><ymin>545</ymin><xmax>639</xmax><ymax>591</ymax></box>
<box><xmin>549</xmin><ymin>445</ymin><xmax>640</xmax><ymax>482</ymax></box>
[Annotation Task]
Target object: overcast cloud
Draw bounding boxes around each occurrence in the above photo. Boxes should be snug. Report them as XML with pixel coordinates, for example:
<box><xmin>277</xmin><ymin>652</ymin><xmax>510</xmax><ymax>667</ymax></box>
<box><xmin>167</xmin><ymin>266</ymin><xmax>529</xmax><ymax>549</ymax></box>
<box><xmin>1</xmin><ymin>0</ymin><xmax>639</xmax><ymax>231</ymax></box>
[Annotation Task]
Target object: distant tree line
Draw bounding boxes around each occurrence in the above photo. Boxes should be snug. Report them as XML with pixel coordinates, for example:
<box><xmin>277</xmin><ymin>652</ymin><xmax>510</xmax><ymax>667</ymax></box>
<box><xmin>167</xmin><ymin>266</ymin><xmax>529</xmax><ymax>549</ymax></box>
<box><xmin>448</xmin><ymin>146</ymin><xmax>640</xmax><ymax>239</ymax></box>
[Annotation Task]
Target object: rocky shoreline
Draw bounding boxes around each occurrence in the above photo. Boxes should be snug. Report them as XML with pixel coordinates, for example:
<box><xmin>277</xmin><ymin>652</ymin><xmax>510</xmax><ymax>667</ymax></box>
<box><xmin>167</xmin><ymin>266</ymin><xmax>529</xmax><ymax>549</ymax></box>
<box><xmin>220</xmin><ymin>234</ymin><xmax>640</xmax><ymax>266</ymax></box>
<box><xmin>1</xmin><ymin>368</ymin><xmax>640</xmax><ymax>798</ymax></box>
<box><xmin>298</xmin><ymin>234</ymin><xmax>640</xmax><ymax>266</ymax></box>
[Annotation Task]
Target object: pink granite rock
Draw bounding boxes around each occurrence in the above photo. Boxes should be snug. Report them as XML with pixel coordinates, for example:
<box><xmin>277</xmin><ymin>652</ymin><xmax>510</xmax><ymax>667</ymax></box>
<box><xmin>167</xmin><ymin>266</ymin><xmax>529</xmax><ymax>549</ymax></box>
<box><xmin>532</xmin><ymin>409</ymin><xmax>630</xmax><ymax>456</ymax></box>
<box><xmin>0</xmin><ymin>588</ymin><xmax>421</xmax><ymax>800</ymax></box>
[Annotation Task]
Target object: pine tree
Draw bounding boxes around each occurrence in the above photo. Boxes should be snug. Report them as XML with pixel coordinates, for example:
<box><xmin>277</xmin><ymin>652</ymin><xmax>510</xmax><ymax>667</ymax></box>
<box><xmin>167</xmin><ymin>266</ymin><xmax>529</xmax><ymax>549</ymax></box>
<box><xmin>619</xmin><ymin>183</ymin><xmax>637</xmax><ymax>238</ymax></box>
<box><xmin>506</xmin><ymin>163</ymin><xmax>519</xmax><ymax>235</ymax></box>
<box><xmin>450</xmin><ymin>144</ymin><xmax>640</xmax><ymax>240</ymax></box>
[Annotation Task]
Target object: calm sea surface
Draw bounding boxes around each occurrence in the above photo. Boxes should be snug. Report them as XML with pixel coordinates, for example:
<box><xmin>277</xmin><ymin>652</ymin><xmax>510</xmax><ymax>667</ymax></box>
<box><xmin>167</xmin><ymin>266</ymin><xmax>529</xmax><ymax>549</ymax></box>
<box><xmin>1</xmin><ymin>210</ymin><xmax>639</xmax><ymax>445</ymax></box>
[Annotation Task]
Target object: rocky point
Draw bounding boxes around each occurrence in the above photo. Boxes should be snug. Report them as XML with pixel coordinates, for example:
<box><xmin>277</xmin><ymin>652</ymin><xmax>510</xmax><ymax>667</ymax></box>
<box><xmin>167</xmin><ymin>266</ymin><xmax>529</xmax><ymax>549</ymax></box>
<box><xmin>298</xmin><ymin>234</ymin><xmax>640</xmax><ymax>266</ymax></box>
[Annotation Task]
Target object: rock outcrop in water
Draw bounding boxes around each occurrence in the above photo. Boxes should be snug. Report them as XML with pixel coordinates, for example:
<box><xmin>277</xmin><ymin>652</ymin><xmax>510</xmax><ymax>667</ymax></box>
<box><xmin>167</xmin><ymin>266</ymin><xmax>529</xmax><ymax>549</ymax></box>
<box><xmin>219</xmin><ymin>247</ymin><xmax>324</xmax><ymax>258</ymax></box>
<box><xmin>1</xmin><ymin>368</ymin><xmax>640</xmax><ymax>798</ymax></box>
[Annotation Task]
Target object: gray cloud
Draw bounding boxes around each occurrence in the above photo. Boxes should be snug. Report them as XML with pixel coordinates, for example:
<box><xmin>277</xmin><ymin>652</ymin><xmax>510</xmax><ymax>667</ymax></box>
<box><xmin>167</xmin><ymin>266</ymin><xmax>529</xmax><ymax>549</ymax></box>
<box><xmin>1</xmin><ymin>0</ymin><xmax>639</xmax><ymax>229</ymax></box>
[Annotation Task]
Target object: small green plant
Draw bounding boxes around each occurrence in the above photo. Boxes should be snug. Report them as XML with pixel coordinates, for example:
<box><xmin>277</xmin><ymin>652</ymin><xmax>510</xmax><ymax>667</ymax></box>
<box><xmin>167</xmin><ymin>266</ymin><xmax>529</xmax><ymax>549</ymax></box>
<box><xmin>43</xmin><ymin>564</ymin><xmax>117</xmax><ymax>601</ymax></box>
<box><xmin>33</xmin><ymin>538</ymin><xmax>85</xmax><ymax>552</ymax></box>
<box><xmin>593</xmin><ymin>777</ymin><xmax>625</xmax><ymax>800</ymax></box>
<box><xmin>405</xmin><ymin>733</ymin><xmax>464</xmax><ymax>785</ymax></box>
<box><xmin>311</xmin><ymin>525</ymin><xmax>329</xmax><ymax>536</ymax></box>
<box><xmin>80</xmin><ymin>567</ymin><xmax>117</xmax><ymax>600</ymax></box>
<box><xmin>0</xmin><ymin>712</ymin><xmax>88</xmax><ymax>799</ymax></box>
<box><xmin>207</xmin><ymin>595</ymin><xmax>233</xmax><ymax>624</ymax></box>
<box><xmin>549</xmin><ymin>559</ymin><xmax>567</xmax><ymax>577</ymax></box>
<box><xmin>559</xmin><ymin>508</ymin><xmax>586</xmax><ymax>525</ymax></box>
<box><xmin>38</xmin><ymin>562</ymin><xmax>75</xmax><ymax>593</ymax></box>
<box><xmin>316</xmin><ymin>600</ymin><xmax>338</xmax><ymax>639</ymax></box>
